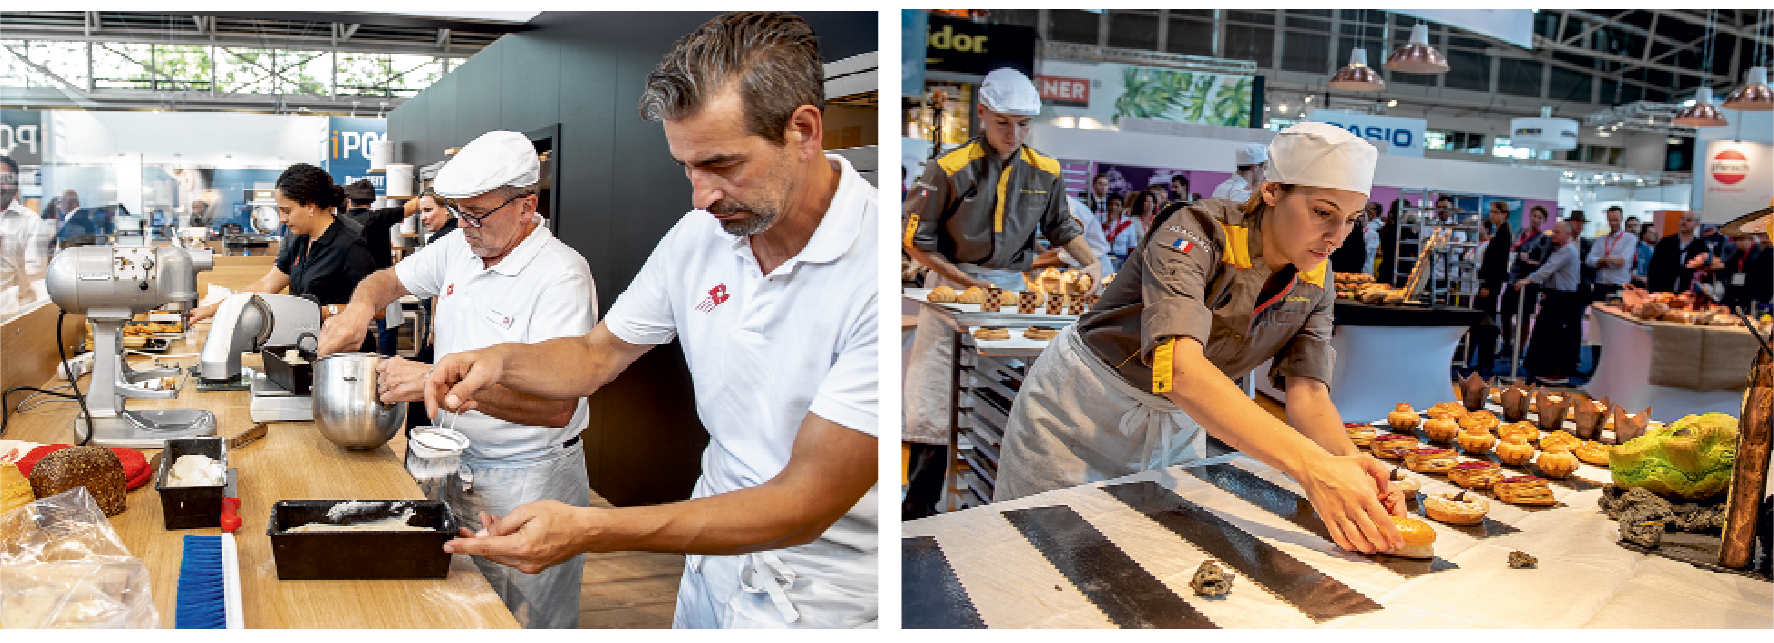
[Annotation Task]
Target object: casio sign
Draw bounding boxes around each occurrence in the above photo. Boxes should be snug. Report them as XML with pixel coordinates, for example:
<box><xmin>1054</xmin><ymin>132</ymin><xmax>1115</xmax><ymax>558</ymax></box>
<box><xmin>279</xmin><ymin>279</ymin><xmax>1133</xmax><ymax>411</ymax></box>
<box><xmin>928</xmin><ymin>25</ymin><xmax>988</xmax><ymax>53</ymax></box>
<box><xmin>1319</xmin><ymin>120</ymin><xmax>1414</xmax><ymax>150</ymax></box>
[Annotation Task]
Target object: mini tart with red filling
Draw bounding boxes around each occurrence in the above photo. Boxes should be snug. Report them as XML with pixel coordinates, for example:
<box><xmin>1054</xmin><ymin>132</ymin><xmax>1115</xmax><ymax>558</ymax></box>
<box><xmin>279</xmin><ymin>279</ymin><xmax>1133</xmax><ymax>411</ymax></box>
<box><xmin>1403</xmin><ymin>447</ymin><xmax>1460</xmax><ymax>473</ymax></box>
<box><xmin>1446</xmin><ymin>461</ymin><xmax>1505</xmax><ymax>489</ymax></box>
<box><xmin>1387</xmin><ymin>403</ymin><xmax>1421</xmax><ymax>431</ymax></box>
<box><xmin>1424</xmin><ymin>491</ymin><xmax>1490</xmax><ymax>525</ymax></box>
<box><xmin>1422</xmin><ymin>418</ymin><xmax>1460</xmax><ymax>443</ymax></box>
<box><xmin>1344</xmin><ymin>422</ymin><xmax>1377</xmax><ymax>447</ymax></box>
<box><xmin>1371</xmin><ymin>434</ymin><xmax>1420</xmax><ymax>460</ymax></box>
<box><xmin>1495</xmin><ymin>438</ymin><xmax>1537</xmax><ymax>466</ymax></box>
<box><xmin>1456</xmin><ymin>431</ymin><xmax>1497</xmax><ymax>455</ymax></box>
<box><xmin>1535</xmin><ymin>448</ymin><xmax>1580</xmax><ymax>478</ymax></box>
<box><xmin>1495</xmin><ymin>476</ymin><xmax>1557</xmax><ymax>506</ymax></box>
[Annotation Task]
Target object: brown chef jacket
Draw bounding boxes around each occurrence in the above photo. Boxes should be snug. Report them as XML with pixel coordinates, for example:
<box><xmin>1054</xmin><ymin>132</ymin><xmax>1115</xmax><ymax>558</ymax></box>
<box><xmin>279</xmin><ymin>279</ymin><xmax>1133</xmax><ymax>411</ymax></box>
<box><xmin>903</xmin><ymin>137</ymin><xmax>1085</xmax><ymax>272</ymax></box>
<box><xmin>1077</xmin><ymin>198</ymin><xmax>1337</xmax><ymax>395</ymax></box>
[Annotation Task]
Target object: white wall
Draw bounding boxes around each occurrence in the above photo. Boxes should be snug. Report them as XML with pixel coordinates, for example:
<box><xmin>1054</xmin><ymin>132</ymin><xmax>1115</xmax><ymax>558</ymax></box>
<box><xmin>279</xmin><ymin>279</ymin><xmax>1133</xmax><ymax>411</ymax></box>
<box><xmin>47</xmin><ymin>111</ymin><xmax>327</xmax><ymax>168</ymax></box>
<box><xmin>1030</xmin><ymin>123</ymin><xmax>1561</xmax><ymax>200</ymax></box>
<box><xmin>1690</xmin><ymin>109</ymin><xmax>1774</xmax><ymax>221</ymax></box>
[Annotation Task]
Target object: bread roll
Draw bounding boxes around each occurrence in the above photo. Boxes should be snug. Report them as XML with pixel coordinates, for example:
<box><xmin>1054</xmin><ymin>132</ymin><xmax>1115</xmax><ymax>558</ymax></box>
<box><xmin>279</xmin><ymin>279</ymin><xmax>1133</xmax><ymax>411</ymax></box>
<box><xmin>927</xmin><ymin>285</ymin><xmax>958</xmax><ymax>303</ymax></box>
<box><xmin>955</xmin><ymin>286</ymin><xmax>986</xmax><ymax>304</ymax></box>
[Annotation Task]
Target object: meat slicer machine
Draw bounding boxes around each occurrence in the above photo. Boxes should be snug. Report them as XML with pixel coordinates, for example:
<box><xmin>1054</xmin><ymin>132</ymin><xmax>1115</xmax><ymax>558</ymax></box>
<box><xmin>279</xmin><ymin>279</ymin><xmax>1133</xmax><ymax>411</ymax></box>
<box><xmin>198</xmin><ymin>293</ymin><xmax>322</xmax><ymax>422</ymax></box>
<box><xmin>45</xmin><ymin>246</ymin><xmax>217</xmax><ymax>448</ymax></box>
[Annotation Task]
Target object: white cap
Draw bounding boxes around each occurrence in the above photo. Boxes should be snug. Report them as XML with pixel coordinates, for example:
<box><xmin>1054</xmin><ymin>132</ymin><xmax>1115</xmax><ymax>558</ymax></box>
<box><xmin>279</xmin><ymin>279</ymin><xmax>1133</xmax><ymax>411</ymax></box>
<box><xmin>978</xmin><ymin>68</ymin><xmax>1041</xmax><ymax>116</ymax></box>
<box><xmin>1264</xmin><ymin>122</ymin><xmax>1378</xmax><ymax>196</ymax></box>
<box><xmin>433</xmin><ymin>131</ymin><xmax>540</xmax><ymax>199</ymax></box>
<box><xmin>1235</xmin><ymin>143</ymin><xmax>1267</xmax><ymax>167</ymax></box>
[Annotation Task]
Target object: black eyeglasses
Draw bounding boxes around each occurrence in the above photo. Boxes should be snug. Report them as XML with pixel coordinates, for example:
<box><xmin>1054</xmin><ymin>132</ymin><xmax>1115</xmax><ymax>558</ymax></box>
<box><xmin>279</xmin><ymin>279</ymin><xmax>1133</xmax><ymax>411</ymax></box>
<box><xmin>442</xmin><ymin>193</ymin><xmax>525</xmax><ymax>228</ymax></box>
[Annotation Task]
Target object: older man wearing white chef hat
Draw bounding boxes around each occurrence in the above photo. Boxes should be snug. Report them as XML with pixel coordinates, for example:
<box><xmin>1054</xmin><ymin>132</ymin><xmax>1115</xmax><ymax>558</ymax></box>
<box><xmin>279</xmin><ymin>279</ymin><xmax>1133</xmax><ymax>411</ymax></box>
<box><xmin>315</xmin><ymin>129</ymin><xmax>599</xmax><ymax>629</ymax></box>
<box><xmin>996</xmin><ymin>122</ymin><xmax>1411</xmax><ymax>556</ymax></box>
<box><xmin>420</xmin><ymin>13</ymin><xmax>878</xmax><ymax>629</ymax></box>
<box><xmin>1211</xmin><ymin>142</ymin><xmax>1269</xmax><ymax>203</ymax></box>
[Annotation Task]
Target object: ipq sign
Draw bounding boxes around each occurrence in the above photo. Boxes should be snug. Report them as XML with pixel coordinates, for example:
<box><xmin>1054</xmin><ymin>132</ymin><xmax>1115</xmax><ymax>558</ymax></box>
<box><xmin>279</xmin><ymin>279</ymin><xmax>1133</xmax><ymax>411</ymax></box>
<box><xmin>0</xmin><ymin>110</ymin><xmax>43</xmax><ymax>166</ymax></box>
<box><xmin>325</xmin><ymin>116</ymin><xmax>387</xmax><ymax>195</ymax></box>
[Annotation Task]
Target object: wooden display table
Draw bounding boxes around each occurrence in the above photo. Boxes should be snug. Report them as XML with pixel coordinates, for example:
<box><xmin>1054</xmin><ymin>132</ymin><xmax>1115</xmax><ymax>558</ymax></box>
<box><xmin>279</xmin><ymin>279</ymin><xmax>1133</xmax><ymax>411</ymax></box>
<box><xmin>3</xmin><ymin>327</ymin><xmax>519</xmax><ymax>628</ymax></box>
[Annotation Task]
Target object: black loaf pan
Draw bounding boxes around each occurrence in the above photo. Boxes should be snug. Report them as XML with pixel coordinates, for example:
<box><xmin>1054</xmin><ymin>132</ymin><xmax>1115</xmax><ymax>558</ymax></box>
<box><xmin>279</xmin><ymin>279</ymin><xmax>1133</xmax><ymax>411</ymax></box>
<box><xmin>155</xmin><ymin>437</ymin><xmax>228</xmax><ymax>530</ymax></box>
<box><xmin>260</xmin><ymin>344</ymin><xmax>313</xmax><ymax>395</ymax></box>
<box><xmin>267</xmin><ymin>500</ymin><xmax>456</xmax><ymax>580</ymax></box>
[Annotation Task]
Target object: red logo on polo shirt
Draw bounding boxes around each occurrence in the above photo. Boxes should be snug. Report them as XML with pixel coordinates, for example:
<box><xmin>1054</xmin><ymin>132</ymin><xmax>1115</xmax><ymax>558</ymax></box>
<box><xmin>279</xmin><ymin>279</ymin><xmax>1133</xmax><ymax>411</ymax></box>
<box><xmin>695</xmin><ymin>284</ymin><xmax>730</xmax><ymax>313</ymax></box>
<box><xmin>446</xmin><ymin>284</ymin><xmax>455</xmax><ymax>296</ymax></box>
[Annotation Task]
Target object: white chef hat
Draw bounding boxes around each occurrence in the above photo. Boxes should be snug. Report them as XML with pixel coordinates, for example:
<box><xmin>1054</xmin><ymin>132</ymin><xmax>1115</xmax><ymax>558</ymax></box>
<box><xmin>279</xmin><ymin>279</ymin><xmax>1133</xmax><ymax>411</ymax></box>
<box><xmin>1264</xmin><ymin>122</ymin><xmax>1378</xmax><ymax>196</ymax></box>
<box><xmin>433</xmin><ymin>130</ymin><xmax>540</xmax><ymax>199</ymax></box>
<box><xmin>1235</xmin><ymin>143</ymin><xmax>1267</xmax><ymax>167</ymax></box>
<box><xmin>978</xmin><ymin>68</ymin><xmax>1041</xmax><ymax>116</ymax></box>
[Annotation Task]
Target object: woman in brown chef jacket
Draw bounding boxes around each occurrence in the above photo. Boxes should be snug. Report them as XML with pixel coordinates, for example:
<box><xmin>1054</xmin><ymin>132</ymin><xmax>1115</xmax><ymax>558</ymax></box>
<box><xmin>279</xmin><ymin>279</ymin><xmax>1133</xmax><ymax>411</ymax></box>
<box><xmin>188</xmin><ymin>163</ymin><xmax>380</xmax><ymax>353</ymax></box>
<box><xmin>996</xmin><ymin>123</ymin><xmax>1407</xmax><ymax>555</ymax></box>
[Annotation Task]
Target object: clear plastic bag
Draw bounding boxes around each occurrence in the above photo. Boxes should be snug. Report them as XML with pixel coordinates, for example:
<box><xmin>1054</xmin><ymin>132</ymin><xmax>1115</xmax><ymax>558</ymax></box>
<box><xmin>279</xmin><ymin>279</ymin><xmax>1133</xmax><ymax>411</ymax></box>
<box><xmin>0</xmin><ymin>487</ymin><xmax>160</xmax><ymax>628</ymax></box>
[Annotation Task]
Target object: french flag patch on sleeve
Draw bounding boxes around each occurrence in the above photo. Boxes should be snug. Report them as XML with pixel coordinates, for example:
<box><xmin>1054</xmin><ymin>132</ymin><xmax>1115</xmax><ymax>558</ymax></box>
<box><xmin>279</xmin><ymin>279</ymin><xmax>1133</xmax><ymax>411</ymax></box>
<box><xmin>1171</xmin><ymin>238</ymin><xmax>1193</xmax><ymax>253</ymax></box>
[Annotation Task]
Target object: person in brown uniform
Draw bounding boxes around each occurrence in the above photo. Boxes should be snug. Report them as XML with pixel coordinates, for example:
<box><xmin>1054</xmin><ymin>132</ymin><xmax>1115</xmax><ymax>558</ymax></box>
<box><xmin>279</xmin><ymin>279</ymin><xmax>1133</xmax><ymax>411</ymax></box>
<box><xmin>995</xmin><ymin>122</ymin><xmax>1407</xmax><ymax>555</ymax></box>
<box><xmin>900</xmin><ymin>67</ymin><xmax>1100</xmax><ymax>520</ymax></box>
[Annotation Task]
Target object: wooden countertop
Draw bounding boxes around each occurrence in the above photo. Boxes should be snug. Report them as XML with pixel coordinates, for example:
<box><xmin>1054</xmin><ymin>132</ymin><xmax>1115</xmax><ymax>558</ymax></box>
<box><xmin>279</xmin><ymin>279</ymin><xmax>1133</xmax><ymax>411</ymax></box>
<box><xmin>4</xmin><ymin>326</ymin><xmax>519</xmax><ymax>629</ymax></box>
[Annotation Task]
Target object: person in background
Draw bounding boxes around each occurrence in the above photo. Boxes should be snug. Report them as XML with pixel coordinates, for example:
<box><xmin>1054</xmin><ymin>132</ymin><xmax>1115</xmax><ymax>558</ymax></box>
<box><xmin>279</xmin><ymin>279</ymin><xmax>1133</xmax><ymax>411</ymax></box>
<box><xmin>1633</xmin><ymin>224</ymin><xmax>1657</xmax><ymax>287</ymax></box>
<box><xmin>1376</xmin><ymin>199</ymin><xmax>1403</xmax><ymax>284</ymax></box>
<box><xmin>1500</xmin><ymin>205</ymin><xmax>1550</xmax><ymax>356</ymax></box>
<box><xmin>341</xmin><ymin>179</ymin><xmax>420</xmax><ymax>356</ymax></box>
<box><xmin>1130</xmin><ymin>189</ymin><xmax>1162</xmax><ymax>239</ymax></box>
<box><xmin>1057</xmin><ymin>195</ymin><xmax>1111</xmax><ymax>274</ymax></box>
<box><xmin>1329</xmin><ymin>209</ymin><xmax>1367</xmax><ymax>274</ymax></box>
<box><xmin>1083</xmin><ymin>172</ymin><xmax>1112</xmax><ymax>219</ymax></box>
<box><xmin>0</xmin><ymin>155</ymin><xmax>47</xmax><ymax>315</ymax></box>
<box><xmin>1701</xmin><ymin>224</ymin><xmax>1728</xmax><ymax>260</ymax></box>
<box><xmin>1567</xmin><ymin>210</ymin><xmax>1594</xmax><ymax>304</ymax></box>
<box><xmin>1720</xmin><ymin>232</ymin><xmax>1771</xmax><ymax>313</ymax></box>
<box><xmin>1648</xmin><ymin>211</ymin><xmax>1715</xmax><ymax>294</ymax></box>
<box><xmin>1623</xmin><ymin>215</ymin><xmax>1642</xmax><ymax>238</ymax></box>
<box><xmin>1211</xmin><ymin>143</ymin><xmax>1266</xmax><ymax>203</ymax></box>
<box><xmin>1516</xmin><ymin>220</ymin><xmax>1581</xmax><ymax>385</ymax></box>
<box><xmin>1362</xmin><ymin>202</ymin><xmax>1383</xmax><ymax>276</ymax></box>
<box><xmin>1586</xmin><ymin>206</ymin><xmax>1634</xmax><ymax>303</ymax></box>
<box><xmin>1169</xmin><ymin>174</ymin><xmax>1190</xmax><ymax>207</ymax></box>
<box><xmin>1471</xmin><ymin>201</ymin><xmax>1514</xmax><ymax>376</ymax></box>
<box><xmin>1103</xmin><ymin>193</ymin><xmax>1141</xmax><ymax>273</ymax></box>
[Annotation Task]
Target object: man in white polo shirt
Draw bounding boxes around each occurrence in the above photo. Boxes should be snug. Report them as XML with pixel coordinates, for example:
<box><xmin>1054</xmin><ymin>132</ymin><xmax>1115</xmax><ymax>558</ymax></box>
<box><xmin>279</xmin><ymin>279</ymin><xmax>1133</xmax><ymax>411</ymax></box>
<box><xmin>314</xmin><ymin>129</ymin><xmax>597</xmax><ymax>629</ymax></box>
<box><xmin>423</xmin><ymin>13</ymin><xmax>877</xmax><ymax>629</ymax></box>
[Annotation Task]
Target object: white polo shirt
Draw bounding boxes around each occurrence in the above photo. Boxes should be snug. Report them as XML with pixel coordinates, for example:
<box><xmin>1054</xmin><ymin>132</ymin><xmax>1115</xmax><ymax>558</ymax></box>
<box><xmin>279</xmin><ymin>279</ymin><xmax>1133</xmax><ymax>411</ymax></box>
<box><xmin>395</xmin><ymin>224</ymin><xmax>597</xmax><ymax>461</ymax></box>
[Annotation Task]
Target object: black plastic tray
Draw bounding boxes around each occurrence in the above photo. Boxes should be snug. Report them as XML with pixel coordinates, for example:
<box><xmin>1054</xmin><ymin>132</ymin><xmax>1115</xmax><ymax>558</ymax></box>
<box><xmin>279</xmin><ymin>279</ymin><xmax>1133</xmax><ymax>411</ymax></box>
<box><xmin>260</xmin><ymin>344</ymin><xmax>313</xmax><ymax>395</ymax></box>
<box><xmin>155</xmin><ymin>437</ymin><xmax>229</xmax><ymax>530</ymax></box>
<box><xmin>267</xmin><ymin>500</ymin><xmax>455</xmax><ymax>580</ymax></box>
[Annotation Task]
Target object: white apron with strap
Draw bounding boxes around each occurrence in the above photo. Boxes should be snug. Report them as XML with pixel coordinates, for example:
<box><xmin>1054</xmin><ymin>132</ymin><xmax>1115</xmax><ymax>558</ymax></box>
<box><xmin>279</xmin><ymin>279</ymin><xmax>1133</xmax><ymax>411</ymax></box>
<box><xmin>903</xmin><ymin>264</ymin><xmax>1025</xmax><ymax>445</ymax></box>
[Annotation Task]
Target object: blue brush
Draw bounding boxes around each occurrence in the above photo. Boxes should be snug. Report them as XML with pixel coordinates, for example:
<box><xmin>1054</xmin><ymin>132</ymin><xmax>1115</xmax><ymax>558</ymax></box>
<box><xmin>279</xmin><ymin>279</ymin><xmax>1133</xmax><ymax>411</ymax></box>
<box><xmin>176</xmin><ymin>534</ymin><xmax>242</xmax><ymax>628</ymax></box>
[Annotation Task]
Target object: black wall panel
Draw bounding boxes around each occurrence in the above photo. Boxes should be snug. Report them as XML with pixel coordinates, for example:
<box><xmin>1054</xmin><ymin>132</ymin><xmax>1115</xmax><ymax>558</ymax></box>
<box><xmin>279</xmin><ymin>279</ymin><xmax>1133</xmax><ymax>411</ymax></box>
<box><xmin>387</xmin><ymin>11</ymin><xmax>874</xmax><ymax>507</ymax></box>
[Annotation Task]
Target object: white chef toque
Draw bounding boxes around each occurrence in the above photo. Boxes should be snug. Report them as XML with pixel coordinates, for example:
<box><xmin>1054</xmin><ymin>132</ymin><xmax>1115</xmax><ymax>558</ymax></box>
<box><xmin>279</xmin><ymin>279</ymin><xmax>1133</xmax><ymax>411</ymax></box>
<box><xmin>433</xmin><ymin>131</ymin><xmax>540</xmax><ymax>199</ymax></box>
<box><xmin>978</xmin><ymin>68</ymin><xmax>1042</xmax><ymax>116</ymax></box>
<box><xmin>1235</xmin><ymin>142</ymin><xmax>1268</xmax><ymax>167</ymax></box>
<box><xmin>1264</xmin><ymin>122</ymin><xmax>1378</xmax><ymax>196</ymax></box>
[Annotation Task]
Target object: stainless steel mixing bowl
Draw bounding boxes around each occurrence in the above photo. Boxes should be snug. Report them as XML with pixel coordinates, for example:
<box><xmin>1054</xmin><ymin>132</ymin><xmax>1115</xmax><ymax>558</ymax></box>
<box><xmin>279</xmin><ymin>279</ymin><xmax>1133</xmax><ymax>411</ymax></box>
<box><xmin>311</xmin><ymin>352</ymin><xmax>406</xmax><ymax>450</ymax></box>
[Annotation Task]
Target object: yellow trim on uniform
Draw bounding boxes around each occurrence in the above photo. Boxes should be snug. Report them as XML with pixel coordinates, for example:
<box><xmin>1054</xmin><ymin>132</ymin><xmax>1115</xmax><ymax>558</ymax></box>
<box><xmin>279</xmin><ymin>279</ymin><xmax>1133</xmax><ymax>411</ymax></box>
<box><xmin>1220</xmin><ymin>224</ymin><xmax>1252</xmax><ymax>269</ymax></box>
<box><xmin>1021</xmin><ymin>146</ymin><xmax>1062</xmax><ymax>175</ymax></box>
<box><xmin>903</xmin><ymin>214</ymin><xmax>920</xmax><ymax>248</ymax></box>
<box><xmin>994</xmin><ymin>164</ymin><xmax>1012</xmax><ymax>233</ymax></box>
<box><xmin>1152</xmin><ymin>337</ymin><xmax>1176</xmax><ymax>393</ymax></box>
<box><xmin>1299</xmin><ymin>261</ymin><xmax>1328</xmax><ymax>288</ymax></box>
<box><xmin>935</xmin><ymin>141</ymin><xmax>987</xmax><ymax>176</ymax></box>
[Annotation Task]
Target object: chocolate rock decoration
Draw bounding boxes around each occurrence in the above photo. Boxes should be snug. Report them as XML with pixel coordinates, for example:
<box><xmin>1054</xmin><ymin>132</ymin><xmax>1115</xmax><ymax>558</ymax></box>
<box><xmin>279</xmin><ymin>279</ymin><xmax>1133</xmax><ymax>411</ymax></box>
<box><xmin>1189</xmin><ymin>561</ymin><xmax>1235</xmax><ymax>597</ymax></box>
<box><xmin>1611</xmin><ymin>406</ymin><xmax>1654</xmax><ymax>444</ymax></box>
<box><xmin>1609</xmin><ymin>413</ymin><xmax>1738</xmax><ymax>501</ymax></box>
<box><xmin>1533</xmin><ymin>390</ymin><xmax>1574</xmax><ymax>432</ymax></box>
<box><xmin>1499</xmin><ymin>383</ymin><xmax>1534</xmax><ymax>422</ymax></box>
<box><xmin>1458</xmin><ymin>373</ymin><xmax>1490</xmax><ymax>411</ymax></box>
<box><xmin>1507</xmin><ymin>551</ymin><xmax>1538</xmax><ymax>568</ymax></box>
<box><xmin>1569</xmin><ymin>394</ymin><xmax>1610</xmax><ymax>440</ymax></box>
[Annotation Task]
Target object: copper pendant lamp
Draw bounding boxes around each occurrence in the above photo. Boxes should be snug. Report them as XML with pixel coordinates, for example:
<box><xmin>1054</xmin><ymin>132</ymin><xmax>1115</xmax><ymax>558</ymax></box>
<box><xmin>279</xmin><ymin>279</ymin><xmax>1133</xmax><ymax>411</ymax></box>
<box><xmin>1722</xmin><ymin>66</ymin><xmax>1773</xmax><ymax>111</ymax></box>
<box><xmin>1385</xmin><ymin>24</ymin><xmax>1449</xmax><ymax>75</ymax></box>
<box><xmin>1674</xmin><ymin>87</ymin><xmax>1729</xmax><ymax>126</ymax></box>
<box><xmin>1329</xmin><ymin>48</ymin><xmax>1386</xmax><ymax>91</ymax></box>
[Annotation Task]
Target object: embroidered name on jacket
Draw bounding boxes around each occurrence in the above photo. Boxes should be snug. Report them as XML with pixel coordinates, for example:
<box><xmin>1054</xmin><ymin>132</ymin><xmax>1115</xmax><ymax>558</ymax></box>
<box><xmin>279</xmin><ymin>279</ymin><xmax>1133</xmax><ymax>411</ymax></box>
<box><xmin>695</xmin><ymin>284</ymin><xmax>731</xmax><ymax>313</ymax></box>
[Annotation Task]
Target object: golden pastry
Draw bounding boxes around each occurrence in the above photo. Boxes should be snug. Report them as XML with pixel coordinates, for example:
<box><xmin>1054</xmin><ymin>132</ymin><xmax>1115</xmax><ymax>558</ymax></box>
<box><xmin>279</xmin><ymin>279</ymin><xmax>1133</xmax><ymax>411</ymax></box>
<box><xmin>1425</xmin><ymin>405</ymin><xmax>1464</xmax><ymax>421</ymax></box>
<box><xmin>1345</xmin><ymin>422</ymin><xmax>1377</xmax><ymax>447</ymax></box>
<box><xmin>1536</xmin><ymin>448</ymin><xmax>1580</xmax><ymax>478</ymax></box>
<box><xmin>1456</xmin><ymin>431</ymin><xmax>1497</xmax><ymax>455</ymax></box>
<box><xmin>1404</xmin><ymin>447</ymin><xmax>1460</xmax><ymax>473</ymax></box>
<box><xmin>1495</xmin><ymin>437</ymin><xmax>1537</xmax><ymax>466</ymax></box>
<box><xmin>1386</xmin><ymin>403</ymin><xmax>1421</xmax><ymax>431</ymax></box>
<box><xmin>1457</xmin><ymin>410</ymin><xmax>1499</xmax><ymax>433</ymax></box>
<box><xmin>1</xmin><ymin>461</ymin><xmax>33</xmax><ymax>516</ymax></box>
<box><xmin>1387</xmin><ymin>466</ymin><xmax>1420</xmax><ymax>494</ymax></box>
<box><xmin>955</xmin><ymin>286</ymin><xmax>986</xmax><ymax>304</ymax></box>
<box><xmin>1497</xmin><ymin>422</ymin><xmax>1539</xmax><ymax>444</ymax></box>
<box><xmin>1023</xmin><ymin>326</ymin><xmax>1059</xmax><ymax>341</ymax></box>
<box><xmin>1372</xmin><ymin>434</ymin><xmax>1419</xmax><ymax>460</ymax></box>
<box><xmin>1538</xmin><ymin>430</ymin><xmax>1581</xmax><ymax>453</ymax></box>
<box><xmin>1424</xmin><ymin>491</ymin><xmax>1490</xmax><ymax>525</ymax></box>
<box><xmin>927</xmin><ymin>285</ymin><xmax>958</xmax><ymax>303</ymax></box>
<box><xmin>1447</xmin><ymin>461</ymin><xmax>1505</xmax><ymax>490</ymax></box>
<box><xmin>972</xmin><ymin>326</ymin><xmax>1009</xmax><ymax>340</ymax></box>
<box><xmin>1390</xmin><ymin>516</ymin><xmax>1438</xmax><ymax>559</ymax></box>
<box><xmin>1573</xmin><ymin>441</ymin><xmax>1611</xmax><ymax>467</ymax></box>
<box><xmin>1495</xmin><ymin>476</ymin><xmax>1557</xmax><ymax>506</ymax></box>
<box><xmin>1422</xmin><ymin>418</ymin><xmax>1460</xmax><ymax>444</ymax></box>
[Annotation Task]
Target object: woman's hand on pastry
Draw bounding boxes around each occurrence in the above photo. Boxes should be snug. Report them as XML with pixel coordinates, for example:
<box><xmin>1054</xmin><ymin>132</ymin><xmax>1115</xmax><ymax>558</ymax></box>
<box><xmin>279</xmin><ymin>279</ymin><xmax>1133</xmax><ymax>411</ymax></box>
<box><xmin>1297</xmin><ymin>454</ymin><xmax>1404</xmax><ymax>555</ymax></box>
<box><xmin>375</xmin><ymin>356</ymin><xmax>429</xmax><ymax>404</ymax></box>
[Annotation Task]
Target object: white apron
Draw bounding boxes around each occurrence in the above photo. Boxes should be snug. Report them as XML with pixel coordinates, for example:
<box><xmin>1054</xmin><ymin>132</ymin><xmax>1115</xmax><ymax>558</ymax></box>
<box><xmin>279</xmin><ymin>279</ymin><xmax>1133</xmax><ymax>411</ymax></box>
<box><xmin>903</xmin><ymin>265</ymin><xmax>1025</xmax><ymax>445</ymax></box>
<box><xmin>994</xmin><ymin>322</ymin><xmax>1208</xmax><ymax>501</ymax></box>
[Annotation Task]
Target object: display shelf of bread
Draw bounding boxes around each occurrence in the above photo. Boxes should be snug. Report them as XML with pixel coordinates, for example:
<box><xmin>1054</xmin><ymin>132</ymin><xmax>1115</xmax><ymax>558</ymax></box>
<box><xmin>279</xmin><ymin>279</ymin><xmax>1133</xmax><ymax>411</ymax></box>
<box><xmin>1617</xmin><ymin>286</ymin><xmax>1772</xmax><ymax>330</ymax></box>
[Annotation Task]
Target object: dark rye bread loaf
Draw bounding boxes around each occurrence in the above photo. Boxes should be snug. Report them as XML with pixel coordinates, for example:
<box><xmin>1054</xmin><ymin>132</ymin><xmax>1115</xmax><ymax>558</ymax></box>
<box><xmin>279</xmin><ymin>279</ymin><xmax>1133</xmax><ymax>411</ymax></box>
<box><xmin>29</xmin><ymin>446</ymin><xmax>128</xmax><ymax>516</ymax></box>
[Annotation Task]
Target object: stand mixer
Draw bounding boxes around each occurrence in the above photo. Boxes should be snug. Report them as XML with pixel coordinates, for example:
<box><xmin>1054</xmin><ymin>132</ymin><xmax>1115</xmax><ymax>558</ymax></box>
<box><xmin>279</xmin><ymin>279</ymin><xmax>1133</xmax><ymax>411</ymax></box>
<box><xmin>198</xmin><ymin>293</ymin><xmax>322</xmax><ymax>422</ymax></box>
<box><xmin>46</xmin><ymin>246</ymin><xmax>217</xmax><ymax>448</ymax></box>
